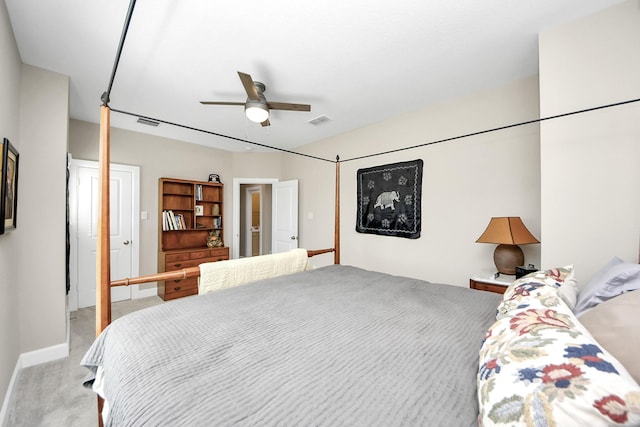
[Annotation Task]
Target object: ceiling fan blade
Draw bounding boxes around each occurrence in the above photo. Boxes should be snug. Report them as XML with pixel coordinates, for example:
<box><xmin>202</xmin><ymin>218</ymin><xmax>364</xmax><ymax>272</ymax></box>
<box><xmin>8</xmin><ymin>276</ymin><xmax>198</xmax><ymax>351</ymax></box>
<box><xmin>267</xmin><ymin>101</ymin><xmax>311</xmax><ymax>112</ymax></box>
<box><xmin>200</xmin><ymin>101</ymin><xmax>245</xmax><ymax>106</ymax></box>
<box><xmin>260</xmin><ymin>118</ymin><xmax>271</xmax><ymax>127</ymax></box>
<box><xmin>238</xmin><ymin>71</ymin><xmax>260</xmax><ymax>101</ymax></box>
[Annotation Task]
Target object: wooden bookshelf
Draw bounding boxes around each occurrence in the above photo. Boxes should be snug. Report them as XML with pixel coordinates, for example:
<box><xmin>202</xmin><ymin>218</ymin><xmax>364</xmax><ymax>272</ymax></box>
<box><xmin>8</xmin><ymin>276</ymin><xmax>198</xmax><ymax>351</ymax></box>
<box><xmin>158</xmin><ymin>177</ymin><xmax>228</xmax><ymax>300</ymax></box>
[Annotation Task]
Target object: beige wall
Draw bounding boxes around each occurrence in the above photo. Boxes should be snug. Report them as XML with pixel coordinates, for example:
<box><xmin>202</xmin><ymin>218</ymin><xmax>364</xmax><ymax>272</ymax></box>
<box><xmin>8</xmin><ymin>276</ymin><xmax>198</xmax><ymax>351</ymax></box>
<box><xmin>17</xmin><ymin>65</ymin><xmax>69</xmax><ymax>352</ymax></box>
<box><xmin>539</xmin><ymin>0</ymin><xmax>640</xmax><ymax>282</ymax></box>
<box><xmin>294</xmin><ymin>76</ymin><xmax>542</xmax><ymax>286</ymax></box>
<box><xmin>232</xmin><ymin>151</ymin><xmax>283</xmax><ymax>178</ymax></box>
<box><xmin>0</xmin><ymin>0</ymin><xmax>22</xmax><ymax>409</ymax></box>
<box><xmin>0</xmin><ymin>59</ymin><xmax>68</xmax><ymax>425</ymax></box>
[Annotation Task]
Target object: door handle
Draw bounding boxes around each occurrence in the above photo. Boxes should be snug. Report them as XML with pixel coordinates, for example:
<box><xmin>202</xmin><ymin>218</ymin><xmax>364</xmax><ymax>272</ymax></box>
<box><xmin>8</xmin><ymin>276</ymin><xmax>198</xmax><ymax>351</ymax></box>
<box><xmin>290</xmin><ymin>236</ymin><xmax>297</xmax><ymax>240</ymax></box>
<box><xmin>123</xmin><ymin>240</ymin><xmax>130</xmax><ymax>245</ymax></box>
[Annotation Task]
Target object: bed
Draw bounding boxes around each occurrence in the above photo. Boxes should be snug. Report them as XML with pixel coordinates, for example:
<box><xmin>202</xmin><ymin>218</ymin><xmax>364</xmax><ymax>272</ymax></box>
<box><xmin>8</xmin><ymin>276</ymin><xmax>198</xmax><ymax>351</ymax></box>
<box><xmin>82</xmin><ymin>264</ymin><xmax>501</xmax><ymax>426</ymax></box>
<box><xmin>82</xmin><ymin>258</ymin><xmax>640</xmax><ymax>426</ymax></box>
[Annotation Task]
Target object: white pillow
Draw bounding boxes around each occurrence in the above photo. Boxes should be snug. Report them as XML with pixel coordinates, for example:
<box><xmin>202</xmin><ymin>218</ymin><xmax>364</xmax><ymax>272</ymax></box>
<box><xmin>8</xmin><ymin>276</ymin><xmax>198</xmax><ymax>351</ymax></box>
<box><xmin>574</xmin><ymin>257</ymin><xmax>640</xmax><ymax>316</ymax></box>
<box><xmin>557</xmin><ymin>277</ymin><xmax>578</xmax><ymax>310</ymax></box>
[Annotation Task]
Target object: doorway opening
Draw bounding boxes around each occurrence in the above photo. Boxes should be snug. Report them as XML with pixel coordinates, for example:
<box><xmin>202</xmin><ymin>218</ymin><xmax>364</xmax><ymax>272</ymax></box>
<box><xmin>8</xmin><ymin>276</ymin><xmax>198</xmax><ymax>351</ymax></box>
<box><xmin>233</xmin><ymin>178</ymin><xmax>277</xmax><ymax>259</ymax></box>
<box><xmin>232</xmin><ymin>178</ymin><xmax>299</xmax><ymax>260</ymax></box>
<box><xmin>240</xmin><ymin>184</ymin><xmax>272</xmax><ymax>257</ymax></box>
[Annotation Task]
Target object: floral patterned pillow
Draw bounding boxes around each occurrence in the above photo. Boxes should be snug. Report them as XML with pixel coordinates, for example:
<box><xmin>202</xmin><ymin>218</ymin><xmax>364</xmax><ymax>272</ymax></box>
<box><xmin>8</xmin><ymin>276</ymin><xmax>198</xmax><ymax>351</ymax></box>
<box><xmin>478</xmin><ymin>268</ymin><xmax>640</xmax><ymax>426</ymax></box>
<box><xmin>497</xmin><ymin>265</ymin><xmax>575</xmax><ymax>317</ymax></box>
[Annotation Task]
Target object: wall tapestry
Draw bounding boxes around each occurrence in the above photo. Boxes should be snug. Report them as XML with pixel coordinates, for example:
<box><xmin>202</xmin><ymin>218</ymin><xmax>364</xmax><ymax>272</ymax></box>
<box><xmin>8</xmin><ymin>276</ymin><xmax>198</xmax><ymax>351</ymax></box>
<box><xmin>356</xmin><ymin>159</ymin><xmax>423</xmax><ymax>239</ymax></box>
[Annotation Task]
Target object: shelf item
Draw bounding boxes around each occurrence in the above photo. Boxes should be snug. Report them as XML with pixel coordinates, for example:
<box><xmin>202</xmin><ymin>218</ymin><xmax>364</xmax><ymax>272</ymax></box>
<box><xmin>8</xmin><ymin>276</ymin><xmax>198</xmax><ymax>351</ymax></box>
<box><xmin>158</xmin><ymin>177</ymin><xmax>227</xmax><ymax>300</ymax></box>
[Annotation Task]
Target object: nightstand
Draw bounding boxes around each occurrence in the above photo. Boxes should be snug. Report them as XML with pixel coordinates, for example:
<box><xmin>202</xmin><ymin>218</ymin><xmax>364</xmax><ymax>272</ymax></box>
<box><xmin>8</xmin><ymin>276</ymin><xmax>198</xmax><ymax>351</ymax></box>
<box><xmin>470</xmin><ymin>272</ymin><xmax>515</xmax><ymax>295</ymax></box>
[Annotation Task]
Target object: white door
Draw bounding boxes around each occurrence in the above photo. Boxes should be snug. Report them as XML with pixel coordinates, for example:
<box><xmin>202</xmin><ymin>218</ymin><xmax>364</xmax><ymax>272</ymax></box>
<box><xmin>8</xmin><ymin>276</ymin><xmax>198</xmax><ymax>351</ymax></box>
<box><xmin>74</xmin><ymin>161</ymin><xmax>136</xmax><ymax>308</ymax></box>
<box><xmin>272</xmin><ymin>180</ymin><xmax>298</xmax><ymax>253</ymax></box>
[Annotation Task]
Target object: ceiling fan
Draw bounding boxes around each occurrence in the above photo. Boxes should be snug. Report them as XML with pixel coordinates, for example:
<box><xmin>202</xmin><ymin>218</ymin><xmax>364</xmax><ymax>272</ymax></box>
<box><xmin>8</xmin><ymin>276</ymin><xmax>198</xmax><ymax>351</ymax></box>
<box><xmin>200</xmin><ymin>71</ymin><xmax>311</xmax><ymax>127</ymax></box>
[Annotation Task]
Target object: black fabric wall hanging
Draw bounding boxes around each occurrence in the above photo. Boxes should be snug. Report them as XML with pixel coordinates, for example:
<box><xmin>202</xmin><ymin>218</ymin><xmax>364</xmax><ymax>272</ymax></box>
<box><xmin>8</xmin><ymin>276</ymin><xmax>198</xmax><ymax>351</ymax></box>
<box><xmin>356</xmin><ymin>159</ymin><xmax>423</xmax><ymax>239</ymax></box>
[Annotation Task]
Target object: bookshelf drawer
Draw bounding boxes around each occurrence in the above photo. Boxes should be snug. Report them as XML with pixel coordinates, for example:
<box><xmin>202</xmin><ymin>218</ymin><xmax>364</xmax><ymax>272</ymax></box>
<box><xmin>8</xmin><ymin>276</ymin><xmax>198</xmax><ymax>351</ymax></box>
<box><xmin>165</xmin><ymin>258</ymin><xmax>204</xmax><ymax>271</ymax></box>
<box><xmin>165</xmin><ymin>253</ymin><xmax>190</xmax><ymax>263</ymax></box>
<box><xmin>190</xmin><ymin>250</ymin><xmax>211</xmax><ymax>260</ymax></box>
<box><xmin>162</xmin><ymin>277</ymin><xmax>199</xmax><ymax>299</ymax></box>
<box><xmin>208</xmin><ymin>247</ymin><xmax>229</xmax><ymax>261</ymax></box>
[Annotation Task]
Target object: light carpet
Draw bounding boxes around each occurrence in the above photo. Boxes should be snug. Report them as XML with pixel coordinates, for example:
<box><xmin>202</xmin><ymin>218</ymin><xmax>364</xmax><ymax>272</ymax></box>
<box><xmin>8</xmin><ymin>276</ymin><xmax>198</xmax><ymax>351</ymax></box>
<box><xmin>5</xmin><ymin>296</ymin><xmax>163</xmax><ymax>427</ymax></box>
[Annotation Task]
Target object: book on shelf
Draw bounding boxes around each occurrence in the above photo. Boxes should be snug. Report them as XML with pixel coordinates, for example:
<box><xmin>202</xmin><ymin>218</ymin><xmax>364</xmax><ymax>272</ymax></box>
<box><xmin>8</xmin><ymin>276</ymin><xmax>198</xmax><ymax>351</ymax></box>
<box><xmin>163</xmin><ymin>210</ymin><xmax>187</xmax><ymax>231</ymax></box>
<box><xmin>163</xmin><ymin>210</ymin><xmax>173</xmax><ymax>231</ymax></box>
<box><xmin>162</xmin><ymin>211</ymin><xmax>168</xmax><ymax>230</ymax></box>
<box><xmin>195</xmin><ymin>184</ymin><xmax>202</xmax><ymax>201</ymax></box>
<box><xmin>169</xmin><ymin>210</ymin><xmax>177</xmax><ymax>230</ymax></box>
<box><xmin>175</xmin><ymin>214</ymin><xmax>186</xmax><ymax>230</ymax></box>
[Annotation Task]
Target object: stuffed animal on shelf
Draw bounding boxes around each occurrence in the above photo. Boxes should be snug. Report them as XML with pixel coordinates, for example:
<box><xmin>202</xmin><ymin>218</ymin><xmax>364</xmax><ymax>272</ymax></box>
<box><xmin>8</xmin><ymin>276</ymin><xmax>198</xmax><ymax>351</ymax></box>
<box><xmin>206</xmin><ymin>230</ymin><xmax>223</xmax><ymax>248</ymax></box>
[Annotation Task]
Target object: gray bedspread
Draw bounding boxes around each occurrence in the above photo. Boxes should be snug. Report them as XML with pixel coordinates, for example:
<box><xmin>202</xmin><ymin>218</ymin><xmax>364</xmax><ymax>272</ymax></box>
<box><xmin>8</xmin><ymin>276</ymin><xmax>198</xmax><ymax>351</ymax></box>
<box><xmin>82</xmin><ymin>264</ymin><xmax>501</xmax><ymax>426</ymax></box>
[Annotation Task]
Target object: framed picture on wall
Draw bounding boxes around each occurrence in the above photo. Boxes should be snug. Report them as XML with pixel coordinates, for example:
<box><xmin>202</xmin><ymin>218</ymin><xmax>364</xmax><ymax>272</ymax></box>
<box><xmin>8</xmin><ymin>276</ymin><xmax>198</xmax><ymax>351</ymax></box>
<box><xmin>0</xmin><ymin>138</ymin><xmax>19</xmax><ymax>235</ymax></box>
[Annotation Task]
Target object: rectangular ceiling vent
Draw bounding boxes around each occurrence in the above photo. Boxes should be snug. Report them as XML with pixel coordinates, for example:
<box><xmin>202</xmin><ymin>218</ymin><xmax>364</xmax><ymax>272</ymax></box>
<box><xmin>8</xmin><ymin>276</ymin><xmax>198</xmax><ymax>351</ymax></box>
<box><xmin>307</xmin><ymin>115</ymin><xmax>331</xmax><ymax>126</ymax></box>
<box><xmin>136</xmin><ymin>117</ymin><xmax>160</xmax><ymax>127</ymax></box>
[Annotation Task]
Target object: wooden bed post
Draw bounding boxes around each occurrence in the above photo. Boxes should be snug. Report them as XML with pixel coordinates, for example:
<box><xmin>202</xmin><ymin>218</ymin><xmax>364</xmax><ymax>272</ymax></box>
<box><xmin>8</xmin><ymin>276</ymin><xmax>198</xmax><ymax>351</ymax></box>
<box><xmin>334</xmin><ymin>156</ymin><xmax>340</xmax><ymax>265</ymax></box>
<box><xmin>97</xmin><ymin>104</ymin><xmax>112</xmax><ymax>336</ymax></box>
<box><xmin>96</xmin><ymin>103</ymin><xmax>111</xmax><ymax>427</ymax></box>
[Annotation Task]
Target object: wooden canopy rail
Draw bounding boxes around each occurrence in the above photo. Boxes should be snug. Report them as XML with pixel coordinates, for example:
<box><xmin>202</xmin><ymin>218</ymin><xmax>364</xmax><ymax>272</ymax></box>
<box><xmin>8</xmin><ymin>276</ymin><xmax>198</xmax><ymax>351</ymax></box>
<box><xmin>110</xmin><ymin>247</ymin><xmax>336</xmax><ymax>288</ymax></box>
<box><xmin>97</xmin><ymin>105</ymin><xmax>341</xmax><ymax>334</ymax></box>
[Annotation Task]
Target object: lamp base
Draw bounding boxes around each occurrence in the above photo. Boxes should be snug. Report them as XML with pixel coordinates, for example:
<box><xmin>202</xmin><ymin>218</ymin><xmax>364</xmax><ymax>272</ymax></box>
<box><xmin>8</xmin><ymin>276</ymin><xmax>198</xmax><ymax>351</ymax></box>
<box><xmin>493</xmin><ymin>244</ymin><xmax>524</xmax><ymax>275</ymax></box>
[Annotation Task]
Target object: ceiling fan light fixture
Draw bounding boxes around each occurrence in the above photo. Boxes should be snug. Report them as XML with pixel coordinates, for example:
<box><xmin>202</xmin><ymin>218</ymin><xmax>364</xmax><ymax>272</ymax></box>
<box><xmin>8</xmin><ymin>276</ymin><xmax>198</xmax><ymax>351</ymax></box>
<box><xmin>245</xmin><ymin>102</ymin><xmax>269</xmax><ymax>123</ymax></box>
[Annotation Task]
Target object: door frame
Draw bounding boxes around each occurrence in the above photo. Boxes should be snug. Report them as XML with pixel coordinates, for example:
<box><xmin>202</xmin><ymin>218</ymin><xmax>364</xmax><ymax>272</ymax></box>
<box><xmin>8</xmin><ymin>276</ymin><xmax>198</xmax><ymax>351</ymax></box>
<box><xmin>232</xmin><ymin>178</ymin><xmax>278</xmax><ymax>260</ymax></box>
<box><xmin>68</xmin><ymin>157</ymin><xmax>143</xmax><ymax>311</ymax></box>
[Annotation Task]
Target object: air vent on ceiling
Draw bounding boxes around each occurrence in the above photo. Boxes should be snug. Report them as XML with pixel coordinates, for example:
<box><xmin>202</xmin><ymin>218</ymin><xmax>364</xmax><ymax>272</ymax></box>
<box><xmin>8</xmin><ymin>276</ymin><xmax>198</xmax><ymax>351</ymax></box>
<box><xmin>136</xmin><ymin>117</ymin><xmax>160</xmax><ymax>127</ymax></box>
<box><xmin>307</xmin><ymin>115</ymin><xmax>331</xmax><ymax>126</ymax></box>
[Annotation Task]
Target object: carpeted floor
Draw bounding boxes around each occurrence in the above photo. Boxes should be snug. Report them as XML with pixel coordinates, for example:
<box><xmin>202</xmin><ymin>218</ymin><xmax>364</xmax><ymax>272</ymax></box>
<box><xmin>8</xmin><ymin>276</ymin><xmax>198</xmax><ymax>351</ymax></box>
<box><xmin>5</xmin><ymin>296</ymin><xmax>163</xmax><ymax>427</ymax></box>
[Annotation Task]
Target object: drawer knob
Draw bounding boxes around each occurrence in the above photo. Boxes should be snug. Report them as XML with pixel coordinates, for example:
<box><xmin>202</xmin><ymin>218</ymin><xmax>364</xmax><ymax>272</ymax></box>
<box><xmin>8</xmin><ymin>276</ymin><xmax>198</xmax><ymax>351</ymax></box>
<box><xmin>173</xmin><ymin>286</ymin><xmax>181</xmax><ymax>291</ymax></box>
<box><xmin>173</xmin><ymin>263</ymin><xmax>182</xmax><ymax>268</ymax></box>
<box><xmin>173</xmin><ymin>279</ymin><xmax>182</xmax><ymax>283</ymax></box>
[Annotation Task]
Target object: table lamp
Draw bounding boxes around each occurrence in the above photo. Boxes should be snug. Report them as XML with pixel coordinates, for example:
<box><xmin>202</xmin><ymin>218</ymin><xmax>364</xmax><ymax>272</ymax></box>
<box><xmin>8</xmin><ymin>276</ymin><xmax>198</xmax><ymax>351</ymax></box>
<box><xmin>476</xmin><ymin>217</ymin><xmax>540</xmax><ymax>275</ymax></box>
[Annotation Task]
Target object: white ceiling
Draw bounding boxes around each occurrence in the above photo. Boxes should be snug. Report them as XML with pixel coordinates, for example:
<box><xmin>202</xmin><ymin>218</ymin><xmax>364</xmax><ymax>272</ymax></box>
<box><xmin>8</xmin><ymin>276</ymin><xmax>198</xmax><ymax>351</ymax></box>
<box><xmin>5</xmin><ymin>0</ymin><xmax>623</xmax><ymax>153</ymax></box>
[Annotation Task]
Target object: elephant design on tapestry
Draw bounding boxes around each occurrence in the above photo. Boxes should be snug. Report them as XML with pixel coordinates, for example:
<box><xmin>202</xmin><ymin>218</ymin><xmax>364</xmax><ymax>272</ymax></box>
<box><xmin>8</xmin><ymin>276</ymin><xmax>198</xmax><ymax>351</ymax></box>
<box><xmin>374</xmin><ymin>191</ymin><xmax>400</xmax><ymax>211</ymax></box>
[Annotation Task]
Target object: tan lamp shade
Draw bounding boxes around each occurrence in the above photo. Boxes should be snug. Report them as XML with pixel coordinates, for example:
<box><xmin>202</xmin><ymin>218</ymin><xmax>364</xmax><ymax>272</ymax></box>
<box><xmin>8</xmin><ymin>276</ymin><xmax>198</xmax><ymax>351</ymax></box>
<box><xmin>476</xmin><ymin>217</ymin><xmax>540</xmax><ymax>275</ymax></box>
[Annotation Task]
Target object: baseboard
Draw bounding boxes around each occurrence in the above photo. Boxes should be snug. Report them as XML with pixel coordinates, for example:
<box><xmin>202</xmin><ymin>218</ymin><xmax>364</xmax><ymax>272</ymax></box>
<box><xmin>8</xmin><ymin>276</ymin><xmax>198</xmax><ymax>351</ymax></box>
<box><xmin>131</xmin><ymin>284</ymin><xmax>158</xmax><ymax>299</ymax></box>
<box><xmin>20</xmin><ymin>341</ymin><xmax>69</xmax><ymax>369</ymax></box>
